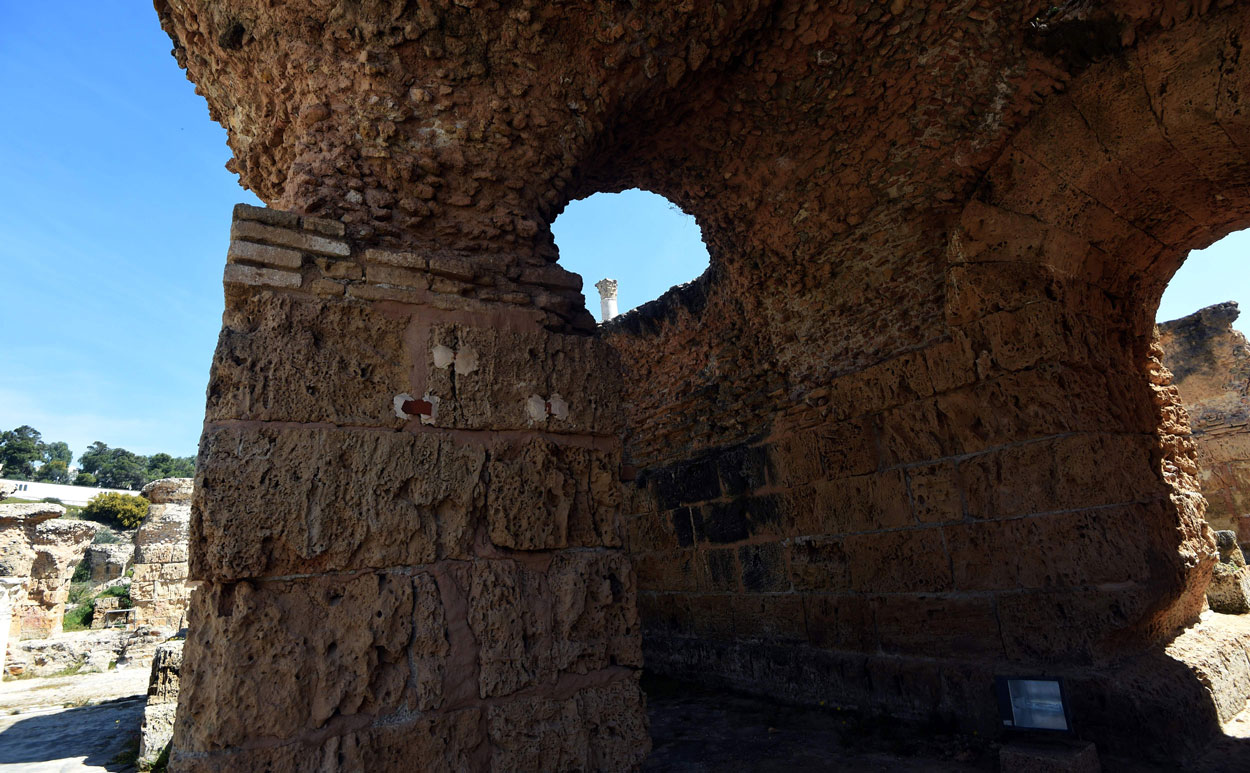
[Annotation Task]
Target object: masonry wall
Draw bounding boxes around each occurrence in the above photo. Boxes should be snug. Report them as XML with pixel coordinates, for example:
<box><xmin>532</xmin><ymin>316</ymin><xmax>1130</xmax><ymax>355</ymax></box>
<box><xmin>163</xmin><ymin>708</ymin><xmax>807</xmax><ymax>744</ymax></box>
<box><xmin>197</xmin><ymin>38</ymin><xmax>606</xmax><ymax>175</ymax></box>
<box><xmin>171</xmin><ymin>205</ymin><xmax>647</xmax><ymax>770</ymax></box>
<box><xmin>1158</xmin><ymin>303</ymin><xmax>1250</xmax><ymax>540</ymax></box>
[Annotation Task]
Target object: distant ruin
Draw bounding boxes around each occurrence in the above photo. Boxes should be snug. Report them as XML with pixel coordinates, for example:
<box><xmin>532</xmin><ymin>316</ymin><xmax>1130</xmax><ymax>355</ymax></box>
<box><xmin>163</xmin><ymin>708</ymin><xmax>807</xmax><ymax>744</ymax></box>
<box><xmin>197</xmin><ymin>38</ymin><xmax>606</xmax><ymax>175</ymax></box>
<box><xmin>131</xmin><ymin>478</ymin><xmax>192</xmax><ymax>631</ymax></box>
<box><xmin>1159</xmin><ymin>302</ymin><xmax>1250</xmax><ymax>541</ymax></box>
<box><xmin>0</xmin><ymin>501</ymin><xmax>96</xmax><ymax>640</ymax></box>
<box><xmin>155</xmin><ymin>1</ymin><xmax>1250</xmax><ymax>768</ymax></box>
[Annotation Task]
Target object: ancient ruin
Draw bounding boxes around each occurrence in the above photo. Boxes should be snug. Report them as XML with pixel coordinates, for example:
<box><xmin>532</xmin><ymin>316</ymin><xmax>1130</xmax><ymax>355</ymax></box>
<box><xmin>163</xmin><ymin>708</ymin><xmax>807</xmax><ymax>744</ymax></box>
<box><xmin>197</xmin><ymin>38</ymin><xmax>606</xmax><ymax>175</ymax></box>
<box><xmin>83</xmin><ymin>542</ymin><xmax>134</xmax><ymax>586</ymax></box>
<box><xmin>1159</xmin><ymin>302</ymin><xmax>1250</xmax><ymax>540</ymax></box>
<box><xmin>0</xmin><ymin>501</ymin><xmax>97</xmax><ymax>640</ymax></box>
<box><xmin>140</xmin><ymin>639</ymin><xmax>183</xmax><ymax>766</ymax></box>
<box><xmin>130</xmin><ymin>478</ymin><xmax>193</xmax><ymax>631</ymax></box>
<box><xmin>153</xmin><ymin>0</ymin><xmax>1250</xmax><ymax>768</ymax></box>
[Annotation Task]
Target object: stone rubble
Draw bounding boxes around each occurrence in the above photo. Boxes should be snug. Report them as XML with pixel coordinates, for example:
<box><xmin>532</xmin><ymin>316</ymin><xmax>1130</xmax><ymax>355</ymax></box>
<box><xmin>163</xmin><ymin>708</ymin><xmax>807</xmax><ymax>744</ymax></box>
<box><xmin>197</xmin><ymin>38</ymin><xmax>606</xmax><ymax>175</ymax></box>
<box><xmin>1207</xmin><ymin>530</ymin><xmax>1250</xmax><ymax>615</ymax></box>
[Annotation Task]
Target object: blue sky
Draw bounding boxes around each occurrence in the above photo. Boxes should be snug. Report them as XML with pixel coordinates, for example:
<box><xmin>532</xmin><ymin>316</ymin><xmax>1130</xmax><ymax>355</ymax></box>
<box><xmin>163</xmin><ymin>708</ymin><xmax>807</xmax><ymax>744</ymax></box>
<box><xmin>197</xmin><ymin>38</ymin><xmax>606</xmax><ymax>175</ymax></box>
<box><xmin>0</xmin><ymin>4</ymin><xmax>1243</xmax><ymax>461</ymax></box>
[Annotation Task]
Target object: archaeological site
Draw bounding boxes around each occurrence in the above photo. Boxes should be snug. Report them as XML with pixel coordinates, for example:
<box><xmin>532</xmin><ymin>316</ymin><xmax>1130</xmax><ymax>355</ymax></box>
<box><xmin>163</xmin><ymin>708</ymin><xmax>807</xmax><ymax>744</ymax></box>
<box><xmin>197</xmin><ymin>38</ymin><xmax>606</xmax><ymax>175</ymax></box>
<box><xmin>33</xmin><ymin>0</ymin><xmax>1246</xmax><ymax>769</ymax></box>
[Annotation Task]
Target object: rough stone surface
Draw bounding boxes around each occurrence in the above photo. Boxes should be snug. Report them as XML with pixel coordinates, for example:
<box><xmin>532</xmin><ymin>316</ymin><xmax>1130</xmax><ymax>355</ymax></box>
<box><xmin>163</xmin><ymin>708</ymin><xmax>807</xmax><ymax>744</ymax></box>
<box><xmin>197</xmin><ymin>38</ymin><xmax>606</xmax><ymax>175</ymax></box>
<box><xmin>83</xmin><ymin>543</ymin><xmax>133</xmax><ymax>586</ymax></box>
<box><xmin>1158</xmin><ymin>303</ymin><xmax>1250</xmax><ymax>540</ymax></box>
<box><xmin>131</xmin><ymin>479</ymin><xmax>192</xmax><ymax>631</ymax></box>
<box><xmin>1208</xmin><ymin>530</ymin><xmax>1250</xmax><ymax>615</ymax></box>
<box><xmin>0</xmin><ymin>503</ymin><xmax>97</xmax><ymax>639</ymax></box>
<box><xmin>154</xmin><ymin>0</ymin><xmax>1250</xmax><ymax>766</ymax></box>
<box><xmin>140</xmin><ymin>640</ymin><xmax>183</xmax><ymax>765</ymax></box>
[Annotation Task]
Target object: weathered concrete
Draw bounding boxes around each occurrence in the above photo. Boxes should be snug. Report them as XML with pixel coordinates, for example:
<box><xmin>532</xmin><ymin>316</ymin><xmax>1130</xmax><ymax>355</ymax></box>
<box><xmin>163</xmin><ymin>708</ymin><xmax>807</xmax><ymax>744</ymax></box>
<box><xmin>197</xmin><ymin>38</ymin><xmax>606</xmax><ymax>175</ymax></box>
<box><xmin>1158</xmin><ymin>302</ymin><xmax>1250</xmax><ymax>540</ymax></box>
<box><xmin>155</xmin><ymin>0</ymin><xmax>1250</xmax><ymax>767</ymax></box>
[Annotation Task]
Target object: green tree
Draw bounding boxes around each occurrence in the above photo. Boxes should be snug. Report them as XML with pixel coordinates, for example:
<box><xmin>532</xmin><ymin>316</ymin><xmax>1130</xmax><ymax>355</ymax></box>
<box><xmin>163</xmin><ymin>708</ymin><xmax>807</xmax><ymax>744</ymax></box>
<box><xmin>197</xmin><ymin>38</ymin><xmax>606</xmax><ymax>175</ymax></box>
<box><xmin>145</xmin><ymin>453</ymin><xmax>195</xmax><ymax>482</ymax></box>
<box><xmin>78</xmin><ymin>443</ymin><xmax>147</xmax><ymax>490</ymax></box>
<box><xmin>0</xmin><ymin>426</ymin><xmax>44</xmax><ymax>480</ymax></box>
<box><xmin>43</xmin><ymin>441</ymin><xmax>71</xmax><ymax>466</ymax></box>
<box><xmin>81</xmin><ymin>492</ymin><xmax>149</xmax><ymax>529</ymax></box>
<box><xmin>73</xmin><ymin>472</ymin><xmax>98</xmax><ymax>487</ymax></box>
<box><xmin>34</xmin><ymin>459</ymin><xmax>71</xmax><ymax>484</ymax></box>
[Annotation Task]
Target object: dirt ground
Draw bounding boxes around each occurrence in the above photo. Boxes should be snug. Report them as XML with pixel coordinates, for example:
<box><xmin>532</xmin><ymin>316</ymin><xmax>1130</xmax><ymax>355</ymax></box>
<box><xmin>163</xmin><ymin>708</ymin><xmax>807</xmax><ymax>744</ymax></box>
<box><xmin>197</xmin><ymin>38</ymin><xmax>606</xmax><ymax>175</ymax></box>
<box><xmin>0</xmin><ymin>667</ymin><xmax>147</xmax><ymax>772</ymax></box>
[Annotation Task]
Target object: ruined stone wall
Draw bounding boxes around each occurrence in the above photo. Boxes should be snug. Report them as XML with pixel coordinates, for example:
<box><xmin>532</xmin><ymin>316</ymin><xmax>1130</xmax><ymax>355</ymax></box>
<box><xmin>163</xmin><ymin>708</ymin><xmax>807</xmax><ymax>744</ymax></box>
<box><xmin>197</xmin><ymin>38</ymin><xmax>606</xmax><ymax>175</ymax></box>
<box><xmin>0</xmin><ymin>503</ymin><xmax>97</xmax><ymax>639</ymax></box>
<box><xmin>131</xmin><ymin>478</ymin><xmax>193</xmax><ymax>631</ymax></box>
<box><xmin>604</xmin><ymin>7</ymin><xmax>1250</xmax><ymax>758</ymax></box>
<box><xmin>169</xmin><ymin>206</ymin><xmax>646</xmax><ymax>770</ymax></box>
<box><xmin>1158</xmin><ymin>303</ymin><xmax>1250</xmax><ymax>540</ymax></box>
<box><xmin>159</xmin><ymin>0</ymin><xmax>1250</xmax><ymax>765</ymax></box>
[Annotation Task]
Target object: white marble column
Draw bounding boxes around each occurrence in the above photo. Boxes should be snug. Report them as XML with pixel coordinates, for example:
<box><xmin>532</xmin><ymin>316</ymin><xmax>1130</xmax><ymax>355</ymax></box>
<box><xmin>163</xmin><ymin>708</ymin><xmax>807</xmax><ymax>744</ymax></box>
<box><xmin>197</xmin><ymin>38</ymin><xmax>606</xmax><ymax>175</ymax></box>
<box><xmin>595</xmin><ymin>278</ymin><xmax>619</xmax><ymax>322</ymax></box>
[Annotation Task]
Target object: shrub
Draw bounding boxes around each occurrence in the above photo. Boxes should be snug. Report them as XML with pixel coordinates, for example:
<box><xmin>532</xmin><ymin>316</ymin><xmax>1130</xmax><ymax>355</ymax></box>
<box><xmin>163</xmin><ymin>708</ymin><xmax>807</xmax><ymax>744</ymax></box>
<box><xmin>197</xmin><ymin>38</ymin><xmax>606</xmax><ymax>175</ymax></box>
<box><xmin>67</xmin><ymin>582</ymin><xmax>92</xmax><ymax>605</ymax></box>
<box><xmin>81</xmin><ymin>492</ymin><xmax>148</xmax><ymax>530</ymax></box>
<box><xmin>63</xmin><ymin>601</ymin><xmax>94</xmax><ymax>631</ymax></box>
<box><xmin>91</xmin><ymin>527</ymin><xmax>122</xmax><ymax>544</ymax></box>
<box><xmin>71</xmin><ymin>560</ymin><xmax>90</xmax><ymax>584</ymax></box>
<box><xmin>40</xmin><ymin>497</ymin><xmax>63</xmax><ymax>505</ymax></box>
<box><xmin>100</xmin><ymin>583</ymin><xmax>132</xmax><ymax>608</ymax></box>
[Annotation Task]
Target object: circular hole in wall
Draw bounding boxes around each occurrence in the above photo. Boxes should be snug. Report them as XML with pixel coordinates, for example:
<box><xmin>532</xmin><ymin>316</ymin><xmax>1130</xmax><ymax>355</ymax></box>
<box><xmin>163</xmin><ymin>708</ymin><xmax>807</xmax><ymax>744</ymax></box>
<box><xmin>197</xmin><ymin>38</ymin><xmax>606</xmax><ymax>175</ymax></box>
<box><xmin>552</xmin><ymin>189</ymin><xmax>710</xmax><ymax>324</ymax></box>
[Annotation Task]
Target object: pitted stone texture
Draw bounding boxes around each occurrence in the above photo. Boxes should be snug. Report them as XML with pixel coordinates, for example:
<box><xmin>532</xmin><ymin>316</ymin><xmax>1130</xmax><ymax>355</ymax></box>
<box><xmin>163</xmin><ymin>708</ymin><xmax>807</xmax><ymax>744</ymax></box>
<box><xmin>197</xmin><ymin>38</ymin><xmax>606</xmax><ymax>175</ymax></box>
<box><xmin>175</xmin><ymin>572</ymin><xmax>434</xmax><ymax>751</ymax></box>
<box><xmin>142</xmin><ymin>477</ymin><xmax>194</xmax><ymax>505</ymax></box>
<box><xmin>1207</xmin><ymin>531</ymin><xmax>1250</xmax><ymax>615</ymax></box>
<box><xmin>194</xmin><ymin>426</ymin><xmax>484</xmax><ymax>580</ymax></box>
<box><xmin>487</xmin><ymin>678</ymin><xmax>649</xmax><ymax>772</ymax></box>
<box><xmin>467</xmin><ymin>555</ymin><xmax>640</xmax><ymax>699</ymax></box>
<box><xmin>0</xmin><ymin>506</ymin><xmax>97</xmax><ymax>639</ymax></box>
<box><xmin>206</xmin><ymin>292</ymin><xmax>409</xmax><ymax>427</ymax></box>
<box><xmin>140</xmin><ymin>640</ymin><xmax>184</xmax><ymax>765</ymax></box>
<box><xmin>172</xmin><ymin>708</ymin><xmax>483</xmax><ymax>773</ymax></box>
<box><xmin>1158</xmin><ymin>303</ymin><xmax>1250</xmax><ymax>537</ymax></box>
<box><xmin>485</xmin><ymin>438</ymin><xmax>622</xmax><ymax>550</ymax></box>
<box><xmin>84</xmin><ymin>543</ymin><xmax>133</xmax><ymax>585</ymax></box>
<box><xmin>424</xmin><ymin>323</ymin><xmax>623</xmax><ymax>434</ymax></box>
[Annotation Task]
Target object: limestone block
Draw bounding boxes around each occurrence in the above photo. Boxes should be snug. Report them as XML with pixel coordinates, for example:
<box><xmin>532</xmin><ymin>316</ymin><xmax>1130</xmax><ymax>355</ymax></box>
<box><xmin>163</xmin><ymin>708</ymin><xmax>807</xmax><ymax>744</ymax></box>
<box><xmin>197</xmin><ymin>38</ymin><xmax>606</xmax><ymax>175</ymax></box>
<box><xmin>1207</xmin><ymin>563</ymin><xmax>1250</xmax><ymax>614</ymax></box>
<box><xmin>468</xmin><ymin>559</ymin><xmax>553</xmax><ymax>698</ymax></box>
<box><xmin>843</xmin><ymin>528</ymin><xmax>952</xmax><ymax>593</ymax></box>
<box><xmin>206</xmin><ymin>292</ymin><xmax>409</xmax><ymax>426</ymax></box>
<box><xmin>172</xmin><ymin>708</ymin><xmax>482</xmax><ymax>773</ymax></box>
<box><xmin>175</xmin><ymin>572</ymin><xmax>428</xmax><ymax>751</ymax></box>
<box><xmin>140</xmin><ymin>640</ymin><xmax>183</xmax><ymax>765</ymax></box>
<box><xmin>485</xmin><ymin>438</ymin><xmax>621</xmax><ymax>550</ymax></box>
<box><xmin>194</xmin><ymin>426</ymin><xmax>484</xmax><ymax>580</ymax></box>
<box><xmin>143</xmin><ymin>478</ymin><xmax>194</xmax><ymax>505</ymax></box>
<box><xmin>85</xmin><ymin>543</ymin><xmax>133</xmax><ymax>584</ymax></box>
<box><xmin>487</xmin><ymin>678</ymin><xmax>649</xmax><ymax>772</ymax></box>
<box><xmin>423</xmin><ymin>322</ymin><xmax>623</xmax><ymax>434</ymax></box>
<box><xmin>549</xmin><ymin>551</ymin><xmax>642</xmax><ymax>673</ymax></box>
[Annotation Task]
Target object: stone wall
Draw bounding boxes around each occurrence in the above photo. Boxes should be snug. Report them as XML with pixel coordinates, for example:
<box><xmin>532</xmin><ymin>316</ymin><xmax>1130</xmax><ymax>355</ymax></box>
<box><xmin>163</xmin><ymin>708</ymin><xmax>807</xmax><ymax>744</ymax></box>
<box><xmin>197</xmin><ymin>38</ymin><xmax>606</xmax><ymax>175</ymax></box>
<box><xmin>130</xmin><ymin>479</ymin><xmax>193</xmax><ymax>631</ymax></box>
<box><xmin>0</xmin><ymin>502</ymin><xmax>97</xmax><ymax>639</ymax></box>
<box><xmin>165</xmin><ymin>206</ymin><xmax>646</xmax><ymax>770</ymax></box>
<box><xmin>84</xmin><ymin>543</ymin><xmax>133</xmax><ymax>586</ymax></box>
<box><xmin>1158</xmin><ymin>303</ymin><xmax>1250</xmax><ymax>540</ymax></box>
<box><xmin>157</xmin><ymin>0</ymin><xmax>1250</xmax><ymax>765</ymax></box>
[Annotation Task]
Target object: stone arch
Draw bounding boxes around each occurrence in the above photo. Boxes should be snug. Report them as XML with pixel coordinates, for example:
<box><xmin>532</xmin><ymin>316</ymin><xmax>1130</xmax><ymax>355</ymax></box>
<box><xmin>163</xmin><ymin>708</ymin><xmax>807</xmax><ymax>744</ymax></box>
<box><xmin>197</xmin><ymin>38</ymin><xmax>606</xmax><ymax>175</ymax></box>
<box><xmin>952</xmin><ymin>5</ymin><xmax>1250</xmax><ymax>646</ymax></box>
<box><xmin>159</xmin><ymin>1</ymin><xmax>1250</xmax><ymax>769</ymax></box>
